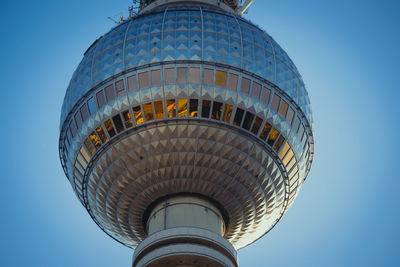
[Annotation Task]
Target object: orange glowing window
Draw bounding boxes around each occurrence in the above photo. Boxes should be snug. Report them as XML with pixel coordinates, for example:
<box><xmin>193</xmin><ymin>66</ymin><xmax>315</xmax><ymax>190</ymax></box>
<box><xmin>96</xmin><ymin>125</ymin><xmax>108</xmax><ymax>143</ymax></box>
<box><xmin>267</xmin><ymin>128</ymin><xmax>279</xmax><ymax>146</ymax></box>
<box><xmin>260</xmin><ymin>122</ymin><xmax>272</xmax><ymax>140</ymax></box>
<box><xmin>122</xmin><ymin>110</ymin><xmax>133</xmax><ymax>128</ymax></box>
<box><xmin>279</xmin><ymin>100</ymin><xmax>289</xmax><ymax>117</ymax></box>
<box><xmin>132</xmin><ymin>106</ymin><xmax>144</xmax><ymax>125</ymax></box>
<box><xmin>84</xmin><ymin>138</ymin><xmax>95</xmax><ymax>156</ymax></box>
<box><xmin>167</xmin><ymin>99</ymin><xmax>177</xmax><ymax>118</ymax></box>
<box><xmin>222</xmin><ymin>104</ymin><xmax>233</xmax><ymax>123</ymax></box>
<box><xmin>279</xmin><ymin>142</ymin><xmax>291</xmax><ymax>159</ymax></box>
<box><xmin>273</xmin><ymin>135</ymin><xmax>285</xmax><ymax>152</ymax></box>
<box><xmin>104</xmin><ymin>119</ymin><xmax>116</xmax><ymax>138</ymax></box>
<box><xmin>215</xmin><ymin>71</ymin><xmax>227</xmax><ymax>87</ymax></box>
<box><xmin>143</xmin><ymin>103</ymin><xmax>154</xmax><ymax>121</ymax></box>
<box><xmin>154</xmin><ymin>101</ymin><xmax>164</xmax><ymax>119</ymax></box>
<box><xmin>89</xmin><ymin>132</ymin><xmax>101</xmax><ymax>149</ymax></box>
<box><xmin>177</xmin><ymin>99</ymin><xmax>188</xmax><ymax>117</ymax></box>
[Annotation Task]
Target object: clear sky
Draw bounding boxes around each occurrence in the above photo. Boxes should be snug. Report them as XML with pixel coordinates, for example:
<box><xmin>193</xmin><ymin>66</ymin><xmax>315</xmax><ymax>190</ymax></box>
<box><xmin>1</xmin><ymin>0</ymin><xmax>399</xmax><ymax>266</ymax></box>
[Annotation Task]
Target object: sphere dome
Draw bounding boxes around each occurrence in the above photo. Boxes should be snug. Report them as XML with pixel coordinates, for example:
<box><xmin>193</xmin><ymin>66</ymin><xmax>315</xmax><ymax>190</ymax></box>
<box><xmin>59</xmin><ymin>3</ymin><xmax>314</xmax><ymax>250</ymax></box>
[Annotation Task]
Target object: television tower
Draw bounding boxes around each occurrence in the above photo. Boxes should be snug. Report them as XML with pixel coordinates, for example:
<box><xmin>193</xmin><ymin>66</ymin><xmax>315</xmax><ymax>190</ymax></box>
<box><xmin>59</xmin><ymin>1</ymin><xmax>314</xmax><ymax>266</ymax></box>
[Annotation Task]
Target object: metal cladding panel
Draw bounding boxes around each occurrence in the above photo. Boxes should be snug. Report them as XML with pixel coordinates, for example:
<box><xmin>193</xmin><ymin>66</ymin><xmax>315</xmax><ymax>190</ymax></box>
<box><xmin>60</xmin><ymin>5</ymin><xmax>312</xmax><ymax>128</ymax></box>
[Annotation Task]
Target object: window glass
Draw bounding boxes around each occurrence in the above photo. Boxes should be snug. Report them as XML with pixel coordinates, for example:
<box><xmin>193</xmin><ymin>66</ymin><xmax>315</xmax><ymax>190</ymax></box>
<box><xmin>74</xmin><ymin>112</ymin><xmax>83</xmax><ymax>128</ymax></box>
<box><xmin>189</xmin><ymin>99</ymin><xmax>198</xmax><ymax>117</ymax></box>
<box><xmin>267</xmin><ymin>128</ymin><xmax>279</xmax><ymax>146</ymax></box>
<box><xmin>89</xmin><ymin>132</ymin><xmax>101</xmax><ymax>149</ymax></box>
<box><xmin>240</xmin><ymin>78</ymin><xmax>251</xmax><ymax>94</ymax></box>
<box><xmin>283</xmin><ymin>149</ymin><xmax>294</xmax><ymax>166</ymax></box>
<box><xmin>84</xmin><ymin>138</ymin><xmax>95</xmax><ymax>155</ymax></box>
<box><xmin>70</xmin><ymin>121</ymin><xmax>77</xmax><ymax>137</ymax></box>
<box><xmin>215</xmin><ymin>71</ymin><xmax>227</xmax><ymax>87</ymax></box>
<box><xmin>151</xmin><ymin>70</ymin><xmax>161</xmax><ymax>86</ymax></box>
<box><xmin>252</xmin><ymin>82</ymin><xmax>261</xmax><ymax>99</ymax></box>
<box><xmin>261</xmin><ymin>87</ymin><xmax>271</xmax><ymax>104</ymax></box>
<box><xmin>190</xmin><ymin>68</ymin><xmax>200</xmax><ymax>83</ymax></box>
<box><xmin>122</xmin><ymin>110</ymin><xmax>133</xmax><ymax>128</ymax></box>
<box><xmin>167</xmin><ymin>99</ymin><xmax>177</xmax><ymax>118</ymax></box>
<box><xmin>127</xmin><ymin>75</ymin><xmax>137</xmax><ymax>91</ymax></box>
<box><xmin>251</xmin><ymin>117</ymin><xmax>263</xmax><ymax>135</ymax></box>
<box><xmin>286</xmin><ymin>108</ymin><xmax>295</xmax><ymax>125</ymax></box>
<box><xmin>273</xmin><ymin>135</ymin><xmax>285</xmax><ymax>152</ymax></box>
<box><xmin>139</xmin><ymin>72</ymin><xmax>150</xmax><ymax>88</ymax></box>
<box><xmin>293</xmin><ymin>116</ymin><xmax>300</xmax><ymax>132</ymax></box>
<box><xmin>96</xmin><ymin>90</ymin><xmax>106</xmax><ymax>108</ymax></box>
<box><xmin>80</xmin><ymin>104</ymin><xmax>90</xmax><ymax>122</ymax></box>
<box><xmin>132</xmin><ymin>105</ymin><xmax>144</xmax><ymax>124</ymax></box>
<box><xmin>260</xmin><ymin>122</ymin><xmax>272</xmax><ymax>140</ymax></box>
<box><xmin>105</xmin><ymin>85</ymin><xmax>115</xmax><ymax>102</ymax></box>
<box><xmin>112</xmin><ymin>114</ymin><xmax>125</xmax><ymax>133</ymax></box>
<box><xmin>116</xmin><ymin>80</ymin><xmax>125</xmax><ymax>95</ymax></box>
<box><xmin>87</xmin><ymin>97</ymin><xmax>96</xmax><ymax>115</ymax></box>
<box><xmin>177</xmin><ymin>99</ymin><xmax>188</xmax><ymax>117</ymax></box>
<box><xmin>211</xmin><ymin>101</ymin><xmax>223</xmax><ymax>120</ymax></box>
<box><xmin>154</xmin><ymin>101</ymin><xmax>164</xmax><ymax>119</ymax></box>
<box><xmin>104</xmin><ymin>119</ymin><xmax>116</xmax><ymax>138</ymax></box>
<box><xmin>177</xmin><ymin>67</ymin><xmax>188</xmax><ymax>83</ymax></box>
<box><xmin>287</xmin><ymin>156</ymin><xmax>297</xmax><ymax>172</ymax></box>
<box><xmin>201</xmin><ymin>100</ymin><xmax>211</xmax><ymax>118</ymax></box>
<box><xmin>96</xmin><ymin>125</ymin><xmax>108</xmax><ymax>143</ymax></box>
<box><xmin>279</xmin><ymin>142</ymin><xmax>291</xmax><ymax>159</ymax></box>
<box><xmin>80</xmin><ymin>146</ymin><xmax>91</xmax><ymax>163</ymax></box>
<box><xmin>228</xmin><ymin>73</ymin><xmax>238</xmax><ymax>90</ymax></box>
<box><xmin>242</xmin><ymin>112</ymin><xmax>255</xmax><ymax>130</ymax></box>
<box><xmin>271</xmin><ymin>94</ymin><xmax>281</xmax><ymax>111</ymax></box>
<box><xmin>222</xmin><ymin>104</ymin><xmax>233</xmax><ymax>123</ymax></box>
<box><xmin>143</xmin><ymin>103</ymin><xmax>154</xmax><ymax>121</ymax></box>
<box><xmin>298</xmin><ymin>124</ymin><xmax>305</xmax><ymax>138</ymax></box>
<box><xmin>233</xmin><ymin>108</ymin><xmax>244</xmax><ymax>126</ymax></box>
<box><xmin>76</xmin><ymin>153</ymin><xmax>87</xmax><ymax>169</ymax></box>
<box><xmin>165</xmin><ymin>68</ymin><xmax>175</xmax><ymax>84</ymax></box>
<box><xmin>279</xmin><ymin>100</ymin><xmax>289</xmax><ymax>117</ymax></box>
<box><xmin>203</xmin><ymin>69</ymin><xmax>214</xmax><ymax>85</ymax></box>
<box><xmin>67</xmin><ymin>128</ymin><xmax>73</xmax><ymax>144</ymax></box>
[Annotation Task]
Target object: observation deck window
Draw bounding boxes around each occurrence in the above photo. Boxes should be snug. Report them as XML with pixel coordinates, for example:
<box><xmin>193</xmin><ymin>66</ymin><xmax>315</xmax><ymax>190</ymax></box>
<box><xmin>261</xmin><ymin>87</ymin><xmax>271</xmax><ymax>104</ymax></box>
<box><xmin>87</xmin><ymin>97</ymin><xmax>96</xmax><ymax>115</ymax></box>
<box><xmin>201</xmin><ymin>100</ymin><xmax>211</xmax><ymax>118</ymax></box>
<box><xmin>240</xmin><ymin>78</ymin><xmax>251</xmax><ymax>94</ymax></box>
<box><xmin>267</xmin><ymin>128</ymin><xmax>279</xmax><ymax>146</ymax></box>
<box><xmin>203</xmin><ymin>69</ymin><xmax>214</xmax><ymax>85</ymax></box>
<box><xmin>242</xmin><ymin>112</ymin><xmax>254</xmax><ymax>130</ymax></box>
<box><xmin>127</xmin><ymin>75</ymin><xmax>138</xmax><ymax>91</ymax></box>
<box><xmin>190</xmin><ymin>68</ymin><xmax>200</xmax><ymax>83</ymax></box>
<box><xmin>139</xmin><ymin>72</ymin><xmax>150</xmax><ymax>88</ymax></box>
<box><xmin>273</xmin><ymin>135</ymin><xmax>285</xmax><ymax>153</ymax></box>
<box><xmin>189</xmin><ymin>99</ymin><xmax>198</xmax><ymax>117</ymax></box>
<box><xmin>112</xmin><ymin>114</ymin><xmax>125</xmax><ymax>133</ymax></box>
<box><xmin>222</xmin><ymin>104</ymin><xmax>233</xmax><ymax>123</ymax></box>
<box><xmin>116</xmin><ymin>80</ymin><xmax>125</xmax><ymax>96</ymax></box>
<box><xmin>104</xmin><ymin>119</ymin><xmax>116</xmax><ymax>137</ymax></box>
<box><xmin>233</xmin><ymin>108</ymin><xmax>244</xmax><ymax>126</ymax></box>
<box><xmin>228</xmin><ymin>73</ymin><xmax>238</xmax><ymax>90</ymax></box>
<box><xmin>96</xmin><ymin>125</ymin><xmax>108</xmax><ymax>143</ymax></box>
<box><xmin>167</xmin><ymin>99</ymin><xmax>177</xmax><ymax>118</ymax></box>
<box><xmin>96</xmin><ymin>90</ymin><xmax>106</xmax><ymax>108</ymax></box>
<box><xmin>84</xmin><ymin>138</ymin><xmax>95</xmax><ymax>156</ymax></box>
<box><xmin>132</xmin><ymin>106</ymin><xmax>144</xmax><ymax>124</ymax></box>
<box><xmin>216</xmin><ymin>71</ymin><xmax>227</xmax><ymax>87</ymax></box>
<box><xmin>271</xmin><ymin>94</ymin><xmax>281</xmax><ymax>111</ymax></box>
<box><xmin>105</xmin><ymin>85</ymin><xmax>115</xmax><ymax>102</ymax></box>
<box><xmin>151</xmin><ymin>70</ymin><xmax>161</xmax><ymax>86</ymax></box>
<box><xmin>165</xmin><ymin>68</ymin><xmax>175</xmax><ymax>84</ymax></box>
<box><xmin>279</xmin><ymin>100</ymin><xmax>289</xmax><ymax>118</ymax></box>
<box><xmin>177</xmin><ymin>68</ymin><xmax>188</xmax><ymax>83</ymax></box>
<box><xmin>178</xmin><ymin>99</ymin><xmax>188</xmax><ymax>117</ymax></box>
<box><xmin>143</xmin><ymin>103</ymin><xmax>154</xmax><ymax>121</ymax></box>
<box><xmin>154</xmin><ymin>101</ymin><xmax>164</xmax><ymax>119</ymax></box>
<box><xmin>122</xmin><ymin>110</ymin><xmax>133</xmax><ymax>128</ymax></box>
<box><xmin>260</xmin><ymin>122</ymin><xmax>272</xmax><ymax>140</ymax></box>
<box><xmin>251</xmin><ymin>117</ymin><xmax>263</xmax><ymax>135</ymax></box>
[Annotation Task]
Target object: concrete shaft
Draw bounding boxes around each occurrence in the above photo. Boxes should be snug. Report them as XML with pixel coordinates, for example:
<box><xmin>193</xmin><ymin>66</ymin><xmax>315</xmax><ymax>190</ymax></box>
<box><xmin>133</xmin><ymin>196</ymin><xmax>238</xmax><ymax>267</ymax></box>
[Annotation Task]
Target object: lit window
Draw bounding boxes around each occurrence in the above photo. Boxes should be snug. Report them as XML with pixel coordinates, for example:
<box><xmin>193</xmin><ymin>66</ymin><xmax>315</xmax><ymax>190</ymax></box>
<box><xmin>251</xmin><ymin>117</ymin><xmax>263</xmax><ymax>135</ymax></box>
<box><xmin>165</xmin><ymin>68</ymin><xmax>175</xmax><ymax>84</ymax></box>
<box><xmin>286</xmin><ymin>108</ymin><xmax>295</xmax><ymax>125</ymax></box>
<box><xmin>115</xmin><ymin>80</ymin><xmax>125</xmax><ymax>96</ymax></box>
<box><xmin>96</xmin><ymin>90</ymin><xmax>106</xmax><ymax>108</ymax></box>
<box><xmin>89</xmin><ymin>132</ymin><xmax>101</xmax><ymax>149</ymax></box>
<box><xmin>260</xmin><ymin>122</ymin><xmax>272</xmax><ymax>140</ymax></box>
<box><xmin>251</xmin><ymin>82</ymin><xmax>261</xmax><ymax>99</ymax></box>
<box><xmin>122</xmin><ymin>110</ymin><xmax>133</xmax><ymax>128</ymax></box>
<box><xmin>167</xmin><ymin>99</ymin><xmax>177</xmax><ymax>118</ymax></box>
<box><xmin>211</xmin><ymin>101</ymin><xmax>223</xmax><ymax>120</ymax></box>
<box><xmin>74</xmin><ymin>112</ymin><xmax>83</xmax><ymax>128</ymax></box>
<box><xmin>273</xmin><ymin>135</ymin><xmax>285</xmax><ymax>152</ymax></box>
<box><xmin>139</xmin><ymin>72</ymin><xmax>149</xmax><ymax>88</ymax></box>
<box><xmin>177</xmin><ymin>99</ymin><xmax>188</xmax><ymax>117</ymax></box>
<box><xmin>104</xmin><ymin>119</ymin><xmax>116</xmax><ymax>138</ymax></box>
<box><xmin>283</xmin><ymin>149</ymin><xmax>294</xmax><ymax>166</ymax></box>
<box><xmin>112</xmin><ymin>114</ymin><xmax>124</xmax><ymax>133</ymax></box>
<box><xmin>215</xmin><ymin>71</ymin><xmax>227</xmax><ymax>87</ymax></box>
<box><xmin>279</xmin><ymin>100</ymin><xmax>289</xmax><ymax>117</ymax></box>
<box><xmin>76</xmin><ymin>153</ymin><xmax>88</xmax><ymax>169</ymax></box>
<box><xmin>261</xmin><ymin>87</ymin><xmax>271</xmax><ymax>104</ymax></box>
<box><xmin>267</xmin><ymin>128</ymin><xmax>279</xmax><ymax>146</ymax></box>
<box><xmin>228</xmin><ymin>73</ymin><xmax>238</xmax><ymax>90</ymax></box>
<box><xmin>127</xmin><ymin>75</ymin><xmax>137</xmax><ymax>91</ymax></box>
<box><xmin>222</xmin><ymin>104</ymin><xmax>233</xmax><ymax>123</ymax></box>
<box><xmin>190</xmin><ymin>68</ymin><xmax>200</xmax><ymax>83</ymax></box>
<box><xmin>242</xmin><ymin>112</ymin><xmax>255</xmax><ymax>130</ymax></box>
<box><xmin>189</xmin><ymin>99</ymin><xmax>198</xmax><ymax>117</ymax></box>
<box><xmin>87</xmin><ymin>97</ymin><xmax>96</xmax><ymax>115</ymax></box>
<box><xmin>84</xmin><ymin>138</ymin><xmax>95</xmax><ymax>155</ymax></box>
<box><xmin>80</xmin><ymin>146</ymin><xmax>91</xmax><ymax>163</ymax></box>
<box><xmin>132</xmin><ymin>106</ymin><xmax>144</xmax><ymax>124</ymax></box>
<box><xmin>203</xmin><ymin>69</ymin><xmax>213</xmax><ymax>85</ymax></box>
<box><xmin>233</xmin><ymin>108</ymin><xmax>244</xmax><ymax>126</ymax></box>
<box><xmin>240</xmin><ymin>78</ymin><xmax>251</xmax><ymax>94</ymax></box>
<box><xmin>154</xmin><ymin>101</ymin><xmax>164</xmax><ymax>119</ymax></box>
<box><xmin>279</xmin><ymin>142</ymin><xmax>291</xmax><ymax>159</ymax></box>
<box><xmin>143</xmin><ymin>103</ymin><xmax>154</xmax><ymax>121</ymax></box>
<box><xmin>286</xmin><ymin>156</ymin><xmax>297</xmax><ymax>171</ymax></box>
<box><xmin>151</xmin><ymin>70</ymin><xmax>161</xmax><ymax>86</ymax></box>
<box><xmin>96</xmin><ymin>125</ymin><xmax>108</xmax><ymax>143</ymax></box>
<box><xmin>105</xmin><ymin>85</ymin><xmax>115</xmax><ymax>102</ymax></box>
<box><xmin>271</xmin><ymin>94</ymin><xmax>281</xmax><ymax>111</ymax></box>
<box><xmin>80</xmin><ymin>103</ymin><xmax>90</xmax><ymax>121</ymax></box>
<box><xmin>177</xmin><ymin>67</ymin><xmax>188</xmax><ymax>83</ymax></box>
<box><xmin>201</xmin><ymin>100</ymin><xmax>211</xmax><ymax>118</ymax></box>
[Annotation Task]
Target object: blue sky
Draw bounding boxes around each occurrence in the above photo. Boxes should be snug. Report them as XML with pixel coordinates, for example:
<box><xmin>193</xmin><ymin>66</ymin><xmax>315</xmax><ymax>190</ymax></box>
<box><xmin>0</xmin><ymin>0</ymin><xmax>399</xmax><ymax>266</ymax></box>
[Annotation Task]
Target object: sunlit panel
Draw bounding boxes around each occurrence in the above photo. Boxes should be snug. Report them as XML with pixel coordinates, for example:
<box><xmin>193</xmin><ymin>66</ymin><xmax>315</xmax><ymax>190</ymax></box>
<box><xmin>215</xmin><ymin>70</ymin><xmax>227</xmax><ymax>87</ymax></box>
<box><xmin>177</xmin><ymin>99</ymin><xmax>188</xmax><ymax>117</ymax></box>
<box><xmin>267</xmin><ymin>128</ymin><xmax>279</xmax><ymax>146</ymax></box>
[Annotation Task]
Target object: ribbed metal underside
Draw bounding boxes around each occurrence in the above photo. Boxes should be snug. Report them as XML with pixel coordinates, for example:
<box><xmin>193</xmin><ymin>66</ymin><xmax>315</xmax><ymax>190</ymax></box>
<box><xmin>85</xmin><ymin>120</ymin><xmax>288</xmax><ymax>249</ymax></box>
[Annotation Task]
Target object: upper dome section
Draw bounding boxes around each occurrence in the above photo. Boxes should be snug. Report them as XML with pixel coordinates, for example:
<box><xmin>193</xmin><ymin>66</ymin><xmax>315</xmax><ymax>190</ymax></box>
<box><xmin>61</xmin><ymin>5</ymin><xmax>312</xmax><ymax>129</ymax></box>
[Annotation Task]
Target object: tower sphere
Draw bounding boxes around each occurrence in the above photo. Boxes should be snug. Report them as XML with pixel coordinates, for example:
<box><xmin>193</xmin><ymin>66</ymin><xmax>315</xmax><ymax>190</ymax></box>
<box><xmin>59</xmin><ymin>0</ymin><xmax>314</xmax><ymax>255</ymax></box>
